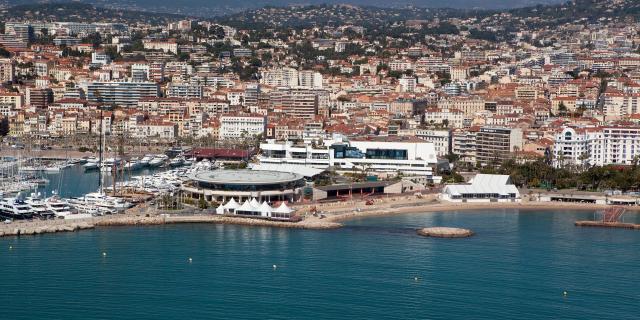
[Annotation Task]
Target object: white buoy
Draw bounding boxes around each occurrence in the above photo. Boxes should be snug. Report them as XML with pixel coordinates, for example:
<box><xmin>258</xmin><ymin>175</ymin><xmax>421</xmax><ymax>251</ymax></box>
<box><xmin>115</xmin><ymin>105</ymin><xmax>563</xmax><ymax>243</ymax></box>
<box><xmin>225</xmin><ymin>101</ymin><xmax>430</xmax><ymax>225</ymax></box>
<box><xmin>9</xmin><ymin>245</ymin><xmax>12</xmax><ymax>250</ymax></box>
<box><xmin>414</xmin><ymin>277</ymin><xmax>419</xmax><ymax>281</ymax></box>
<box><xmin>563</xmin><ymin>291</ymin><xmax>568</xmax><ymax>296</ymax></box>
<box><xmin>273</xmin><ymin>264</ymin><xmax>277</xmax><ymax>269</ymax></box>
<box><xmin>102</xmin><ymin>252</ymin><xmax>107</xmax><ymax>257</ymax></box>
<box><xmin>188</xmin><ymin>257</ymin><xmax>193</xmax><ymax>263</ymax></box>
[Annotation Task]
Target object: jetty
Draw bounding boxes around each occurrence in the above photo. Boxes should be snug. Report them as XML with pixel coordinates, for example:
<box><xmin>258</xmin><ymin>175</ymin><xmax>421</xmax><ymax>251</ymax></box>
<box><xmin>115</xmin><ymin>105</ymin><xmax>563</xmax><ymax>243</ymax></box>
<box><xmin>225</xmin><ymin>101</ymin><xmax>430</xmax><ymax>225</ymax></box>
<box><xmin>0</xmin><ymin>221</ymin><xmax>95</xmax><ymax>237</ymax></box>
<box><xmin>575</xmin><ymin>206</ymin><xmax>640</xmax><ymax>230</ymax></box>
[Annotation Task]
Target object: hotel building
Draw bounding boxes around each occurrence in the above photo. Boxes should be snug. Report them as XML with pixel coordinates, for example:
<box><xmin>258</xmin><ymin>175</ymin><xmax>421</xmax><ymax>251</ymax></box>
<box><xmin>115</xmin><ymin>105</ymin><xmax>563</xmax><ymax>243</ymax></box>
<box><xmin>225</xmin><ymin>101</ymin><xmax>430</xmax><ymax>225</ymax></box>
<box><xmin>553</xmin><ymin>126</ymin><xmax>640</xmax><ymax>167</ymax></box>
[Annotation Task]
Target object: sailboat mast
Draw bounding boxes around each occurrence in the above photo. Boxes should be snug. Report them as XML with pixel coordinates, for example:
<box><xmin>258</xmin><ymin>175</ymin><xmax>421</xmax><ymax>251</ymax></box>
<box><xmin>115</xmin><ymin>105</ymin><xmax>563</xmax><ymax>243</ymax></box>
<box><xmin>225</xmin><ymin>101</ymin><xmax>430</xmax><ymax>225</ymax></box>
<box><xmin>98</xmin><ymin>107</ymin><xmax>103</xmax><ymax>193</ymax></box>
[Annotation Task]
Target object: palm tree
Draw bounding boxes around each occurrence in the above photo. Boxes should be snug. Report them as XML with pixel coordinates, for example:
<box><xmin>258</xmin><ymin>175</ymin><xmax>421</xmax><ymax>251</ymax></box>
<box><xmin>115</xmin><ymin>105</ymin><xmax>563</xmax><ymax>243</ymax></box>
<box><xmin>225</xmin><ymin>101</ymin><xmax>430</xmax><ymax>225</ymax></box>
<box><xmin>578</xmin><ymin>152</ymin><xmax>590</xmax><ymax>172</ymax></box>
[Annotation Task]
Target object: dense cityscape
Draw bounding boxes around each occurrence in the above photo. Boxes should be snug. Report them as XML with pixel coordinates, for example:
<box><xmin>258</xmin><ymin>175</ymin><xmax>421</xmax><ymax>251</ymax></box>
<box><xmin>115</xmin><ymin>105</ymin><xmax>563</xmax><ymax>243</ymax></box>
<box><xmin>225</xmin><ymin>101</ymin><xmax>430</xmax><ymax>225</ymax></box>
<box><xmin>1</xmin><ymin>0</ymin><xmax>639</xmax><ymax>319</ymax></box>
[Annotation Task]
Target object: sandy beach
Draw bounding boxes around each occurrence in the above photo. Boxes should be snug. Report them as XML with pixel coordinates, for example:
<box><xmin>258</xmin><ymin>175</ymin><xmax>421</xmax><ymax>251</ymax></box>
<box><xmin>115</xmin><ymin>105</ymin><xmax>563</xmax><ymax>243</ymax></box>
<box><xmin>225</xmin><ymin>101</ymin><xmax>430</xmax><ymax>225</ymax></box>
<box><xmin>0</xmin><ymin>195</ymin><xmax>635</xmax><ymax>238</ymax></box>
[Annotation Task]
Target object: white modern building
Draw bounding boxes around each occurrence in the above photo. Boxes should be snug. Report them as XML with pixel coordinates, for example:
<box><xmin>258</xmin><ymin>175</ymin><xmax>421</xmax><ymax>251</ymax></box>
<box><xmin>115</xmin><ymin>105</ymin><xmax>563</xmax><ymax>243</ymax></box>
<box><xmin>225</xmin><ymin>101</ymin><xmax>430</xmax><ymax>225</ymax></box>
<box><xmin>91</xmin><ymin>51</ymin><xmax>111</xmax><ymax>66</ymax></box>
<box><xmin>399</xmin><ymin>75</ymin><xmax>417</xmax><ymax>92</ymax></box>
<box><xmin>415</xmin><ymin>129</ymin><xmax>451</xmax><ymax>157</ymax></box>
<box><xmin>260</xmin><ymin>67</ymin><xmax>299</xmax><ymax>87</ymax></box>
<box><xmin>298</xmin><ymin>70</ymin><xmax>323</xmax><ymax>89</ymax></box>
<box><xmin>167</xmin><ymin>84</ymin><xmax>203</xmax><ymax>99</ymax></box>
<box><xmin>143</xmin><ymin>40</ymin><xmax>178</xmax><ymax>54</ymax></box>
<box><xmin>441</xmin><ymin>174</ymin><xmax>521</xmax><ymax>202</ymax></box>
<box><xmin>259</xmin><ymin>136</ymin><xmax>442</xmax><ymax>183</ymax></box>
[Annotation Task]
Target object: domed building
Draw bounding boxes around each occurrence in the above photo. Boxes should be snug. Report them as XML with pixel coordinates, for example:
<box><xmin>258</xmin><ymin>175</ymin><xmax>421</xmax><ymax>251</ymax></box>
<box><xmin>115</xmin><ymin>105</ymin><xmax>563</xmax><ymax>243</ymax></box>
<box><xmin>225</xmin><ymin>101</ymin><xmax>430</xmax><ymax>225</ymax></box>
<box><xmin>181</xmin><ymin>169</ymin><xmax>306</xmax><ymax>203</ymax></box>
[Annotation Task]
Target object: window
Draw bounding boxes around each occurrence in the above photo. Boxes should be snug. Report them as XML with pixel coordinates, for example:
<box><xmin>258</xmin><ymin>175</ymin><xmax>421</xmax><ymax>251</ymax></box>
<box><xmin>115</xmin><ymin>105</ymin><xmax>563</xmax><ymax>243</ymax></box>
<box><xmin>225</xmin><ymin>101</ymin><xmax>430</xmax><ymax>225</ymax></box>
<box><xmin>365</xmin><ymin>149</ymin><xmax>408</xmax><ymax>160</ymax></box>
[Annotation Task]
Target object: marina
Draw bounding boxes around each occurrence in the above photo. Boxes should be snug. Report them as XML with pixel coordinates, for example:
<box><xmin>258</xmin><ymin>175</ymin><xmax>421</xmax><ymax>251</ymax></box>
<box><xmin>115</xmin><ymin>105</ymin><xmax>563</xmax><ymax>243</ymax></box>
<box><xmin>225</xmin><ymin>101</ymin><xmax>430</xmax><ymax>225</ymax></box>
<box><xmin>0</xmin><ymin>149</ymin><xmax>198</xmax><ymax>222</ymax></box>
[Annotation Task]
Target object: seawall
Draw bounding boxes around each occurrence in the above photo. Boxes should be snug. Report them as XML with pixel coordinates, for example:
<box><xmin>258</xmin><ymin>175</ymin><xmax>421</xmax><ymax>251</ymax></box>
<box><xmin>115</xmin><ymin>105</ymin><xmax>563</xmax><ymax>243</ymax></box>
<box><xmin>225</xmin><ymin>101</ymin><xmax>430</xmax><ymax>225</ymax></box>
<box><xmin>0</xmin><ymin>221</ymin><xmax>95</xmax><ymax>237</ymax></box>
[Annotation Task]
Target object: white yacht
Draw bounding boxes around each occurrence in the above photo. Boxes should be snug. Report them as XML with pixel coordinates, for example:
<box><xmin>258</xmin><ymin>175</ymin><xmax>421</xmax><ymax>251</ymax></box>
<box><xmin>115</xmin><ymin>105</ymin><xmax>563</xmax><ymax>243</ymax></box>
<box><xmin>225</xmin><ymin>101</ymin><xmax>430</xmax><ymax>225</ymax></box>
<box><xmin>44</xmin><ymin>165</ymin><xmax>63</xmax><ymax>173</ymax></box>
<box><xmin>183</xmin><ymin>157</ymin><xmax>195</xmax><ymax>166</ymax></box>
<box><xmin>72</xmin><ymin>192</ymin><xmax>132</xmax><ymax>211</ymax></box>
<box><xmin>83</xmin><ymin>159</ymin><xmax>100</xmax><ymax>171</ymax></box>
<box><xmin>124</xmin><ymin>158</ymin><xmax>144</xmax><ymax>171</ymax></box>
<box><xmin>169</xmin><ymin>156</ymin><xmax>185</xmax><ymax>167</ymax></box>
<box><xmin>140</xmin><ymin>155</ymin><xmax>154</xmax><ymax>166</ymax></box>
<box><xmin>148</xmin><ymin>155</ymin><xmax>168</xmax><ymax>168</ymax></box>
<box><xmin>67</xmin><ymin>201</ymin><xmax>102</xmax><ymax>216</ymax></box>
<box><xmin>43</xmin><ymin>196</ymin><xmax>75</xmax><ymax>218</ymax></box>
<box><xmin>25</xmin><ymin>195</ymin><xmax>55</xmax><ymax>219</ymax></box>
<box><xmin>0</xmin><ymin>197</ymin><xmax>35</xmax><ymax>220</ymax></box>
<box><xmin>101</xmin><ymin>158</ymin><xmax>123</xmax><ymax>171</ymax></box>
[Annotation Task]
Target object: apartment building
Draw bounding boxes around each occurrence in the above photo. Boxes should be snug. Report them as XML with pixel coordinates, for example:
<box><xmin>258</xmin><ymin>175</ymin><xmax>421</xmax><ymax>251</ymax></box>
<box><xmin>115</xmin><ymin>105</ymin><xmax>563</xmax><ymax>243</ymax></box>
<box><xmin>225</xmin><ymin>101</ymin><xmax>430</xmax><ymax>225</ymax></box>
<box><xmin>219</xmin><ymin>114</ymin><xmax>267</xmax><ymax>139</ymax></box>
<box><xmin>260</xmin><ymin>68</ymin><xmax>299</xmax><ymax>87</ymax></box>
<box><xmin>413</xmin><ymin>129</ymin><xmax>451</xmax><ymax>157</ymax></box>
<box><xmin>475</xmin><ymin>127</ymin><xmax>523</xmax><ymax>166</ymax></box>
<box><xmin>143</xmin><ymin>40</ymin><xmax>178</xmax><ymax>54</ymax></box>
<box><xmin>0</xmin><ymin>92</ymin><xmax>24</xmax><ymax>108</ymax></box>
<box><xmin>298</xmin><ymin>70</ymin><xmax>323</xmax><ymax>89</ymax></box>
<box><xmin>86</xmin><ymin>82</ymin><xmax>160</xmax><ymax>106</ymax></box>
<box><xmin>437</xmin><ymin>96</ymin><xmax>485</xmax><ymax>115</ymax></box>
<box><xmin>452</xmin><ymin>128</ymin><xmax>478</xmax><ymax>164</ymax></box>
<box><xmin>167</xmin><ymin>84</ymin><xmax>203</xmax><ymax>99</ymax></box>
<box><xmin>269</xmin><ymin>88</ymin><xmax>319</xmax><ymax>120</ymax></box>
<box><xmin>0</xmin><ymin>59</ymin><xmax>15</xmax><ymax>83</ymax></box>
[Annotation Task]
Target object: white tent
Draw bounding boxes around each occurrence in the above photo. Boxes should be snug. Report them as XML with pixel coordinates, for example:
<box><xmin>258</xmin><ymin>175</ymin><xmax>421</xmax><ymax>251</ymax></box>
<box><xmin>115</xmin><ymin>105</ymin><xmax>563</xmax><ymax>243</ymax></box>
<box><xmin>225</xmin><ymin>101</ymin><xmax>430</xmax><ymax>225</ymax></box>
<box><xmin>224</xmin><ymin>198</ymin><xmax>240</xmax><ymax>210</ymax></box>
<box><xmin>274</xmin><ymin>202</ymin><xmax>293</xmax><ymax>214</ymax></box>
<box><xmin>249</xmin><ymin>198</ymin><xmax>260</xmax><ymax>209</ymax></box>
<box><xmin>215</xmin><ymin>205</ymin><xmax>225</xmax><ymax>215</ymax></box>
<box><xmin>237</xmin><ymin>200</ymin><xmax>255</xmax><ymax>213</ymax></box>
<box><xmin>258</xmin><ymin>201</ymin><xmax>273</xmax><ymax>217</ymax></box>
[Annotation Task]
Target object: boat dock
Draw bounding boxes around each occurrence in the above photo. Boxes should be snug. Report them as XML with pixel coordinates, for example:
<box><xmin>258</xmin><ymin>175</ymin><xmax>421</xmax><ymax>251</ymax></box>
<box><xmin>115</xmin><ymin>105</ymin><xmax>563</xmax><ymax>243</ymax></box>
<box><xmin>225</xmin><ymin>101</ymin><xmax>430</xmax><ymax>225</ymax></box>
<box><xmin>575</xmin><ymin>221</ymin><xmax>640</xmax><ymax>229</ymax></box>
<box><xmin>575</xmin><ymin>206</ymin><xmax>640</xmax><ymax>230</ymax></box>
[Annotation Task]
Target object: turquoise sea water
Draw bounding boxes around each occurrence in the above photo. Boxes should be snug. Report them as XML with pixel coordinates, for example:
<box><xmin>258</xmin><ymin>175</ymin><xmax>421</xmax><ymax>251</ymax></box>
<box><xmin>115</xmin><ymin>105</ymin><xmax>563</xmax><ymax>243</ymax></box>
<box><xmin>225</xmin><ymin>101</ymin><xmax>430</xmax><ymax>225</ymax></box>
<box><xmin>2</xmin><ymin>209</ymin><xmax>639</xmax><ymax>319</ymax></box>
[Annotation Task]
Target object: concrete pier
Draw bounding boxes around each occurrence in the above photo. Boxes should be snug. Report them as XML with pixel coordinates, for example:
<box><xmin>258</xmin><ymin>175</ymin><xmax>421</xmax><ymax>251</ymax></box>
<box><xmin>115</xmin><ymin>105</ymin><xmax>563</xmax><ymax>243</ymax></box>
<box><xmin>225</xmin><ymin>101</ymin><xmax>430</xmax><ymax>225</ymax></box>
<box><xmin>575</xmin><ymin>221</ymin><xmax>640</xmax><ymax>230</ymax></box>
<box><xmin>0</xmin><ymin>222</ymin><xmax>95</xmax><ymax>237</ymax></box>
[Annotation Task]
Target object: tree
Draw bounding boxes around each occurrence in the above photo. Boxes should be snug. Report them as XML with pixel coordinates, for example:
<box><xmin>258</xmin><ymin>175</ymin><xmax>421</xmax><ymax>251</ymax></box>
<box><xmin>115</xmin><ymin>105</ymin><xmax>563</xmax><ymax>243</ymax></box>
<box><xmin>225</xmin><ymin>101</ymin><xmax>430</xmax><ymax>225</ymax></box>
<box><xmin>104</xmin><ymin>46</ymin><xmax>121</xmax><ymax>60</ymax></box>
<box><xmin>198</xmin><ymin>197</ymin><xmax>208</xmax><ymax>209</ymax></box>
<box><xmin>0</xmin><ymin>47</ymin><xmax>10</xmax><ymax>58</ymax></box>
<box><xmin>445</xmin><ymin>153</ymin><xmax>459</xmax><ymax>164</ymax></box>
<box><xmin>0</xmin><ymin>117</ymin><xmax>9</xmax><ymax>136</ymax></box>
<box><xmin>558</xmin><ymin>102</ymin><xmax>568</xmax><ymax>117</ymax></box>
<box><xmin>578</xmin><ymin>152</ymin><xmax>590</xmax><ymax>171</ymax></box>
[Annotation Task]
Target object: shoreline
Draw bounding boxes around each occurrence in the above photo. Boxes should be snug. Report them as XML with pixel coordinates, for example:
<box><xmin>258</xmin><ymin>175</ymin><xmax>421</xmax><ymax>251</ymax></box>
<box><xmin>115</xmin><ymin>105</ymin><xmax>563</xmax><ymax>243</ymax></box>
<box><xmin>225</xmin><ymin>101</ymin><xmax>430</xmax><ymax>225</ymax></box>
<box><xmin>323</xmin><ymin>199</ymin><xmax>628</xmax><ymax>223</ymax></box>
<box><xmin>0</xmin><ymin>199</ymin><xmax>636</xmax><ymax>238</ymax></box>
